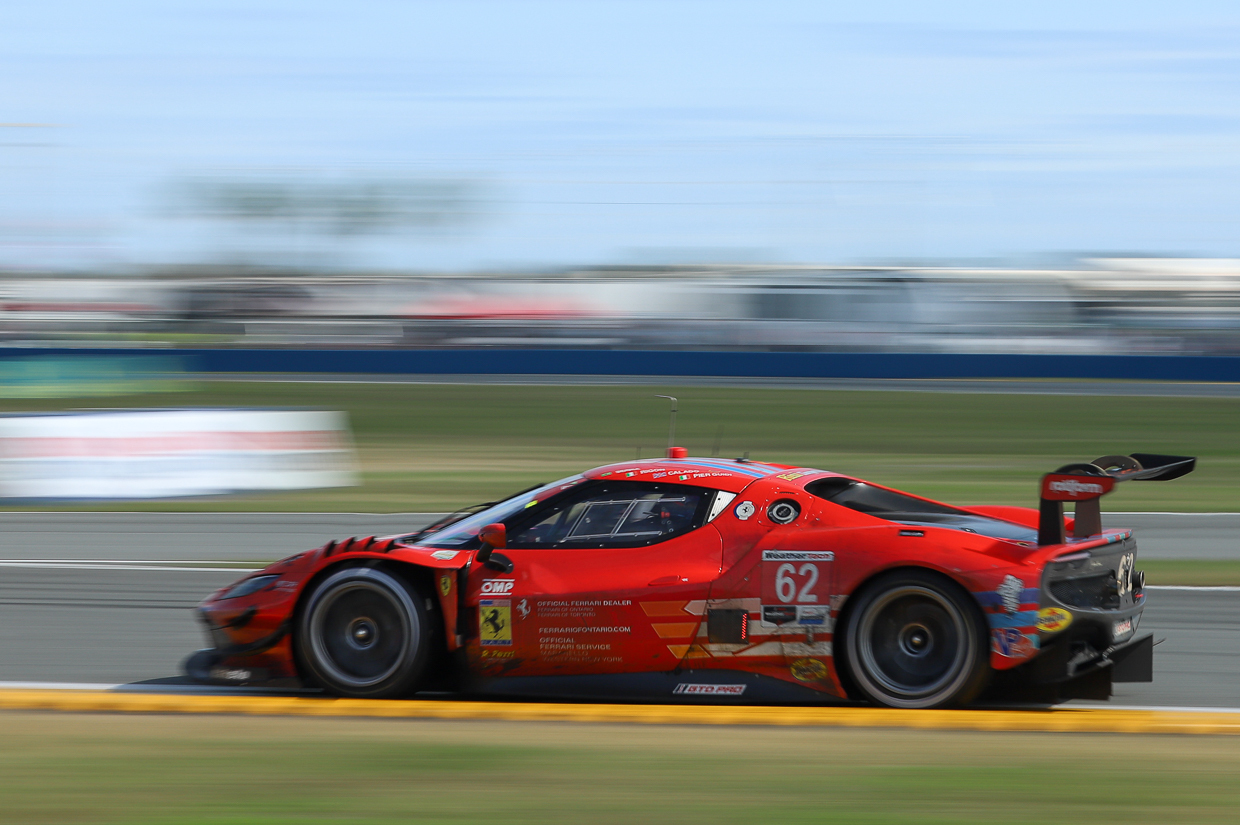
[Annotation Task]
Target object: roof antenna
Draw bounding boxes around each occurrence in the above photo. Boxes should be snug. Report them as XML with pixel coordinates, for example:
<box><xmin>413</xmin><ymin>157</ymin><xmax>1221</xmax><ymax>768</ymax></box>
<box><xmin>654</xmin><ymin>395</ymin><xmax>684</xmax><ymax>458</ymax></box>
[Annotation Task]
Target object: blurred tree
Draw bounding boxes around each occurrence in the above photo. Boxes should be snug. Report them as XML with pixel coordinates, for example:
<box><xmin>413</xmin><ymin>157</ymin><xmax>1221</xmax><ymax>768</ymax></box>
<box><xmin>168</xmin><ymin>177</ymin><xmax>487</xmax><ymax>236</ymax></box>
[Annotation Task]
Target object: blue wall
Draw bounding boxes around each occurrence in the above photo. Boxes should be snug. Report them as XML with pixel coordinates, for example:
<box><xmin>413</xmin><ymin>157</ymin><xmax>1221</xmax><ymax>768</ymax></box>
<box><xmin>2</xmin><ymin>348</ymin><xmax>1239</xmax><ymax>381</ymax></box>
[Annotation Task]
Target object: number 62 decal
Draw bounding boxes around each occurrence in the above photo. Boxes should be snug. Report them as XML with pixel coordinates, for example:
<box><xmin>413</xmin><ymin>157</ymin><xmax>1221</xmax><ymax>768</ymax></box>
<box><xmin>761</xmin><ymin>550</ymin><xmax>833</xmax><ymax>605</ymax></box>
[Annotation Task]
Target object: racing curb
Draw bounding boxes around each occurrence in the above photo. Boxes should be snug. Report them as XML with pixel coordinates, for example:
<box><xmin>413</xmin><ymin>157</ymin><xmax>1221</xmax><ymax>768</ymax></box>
<box><xmin>1</xmin><ymin>689</ymin><xmax>1239</xmax><ymax>734</ymax></box>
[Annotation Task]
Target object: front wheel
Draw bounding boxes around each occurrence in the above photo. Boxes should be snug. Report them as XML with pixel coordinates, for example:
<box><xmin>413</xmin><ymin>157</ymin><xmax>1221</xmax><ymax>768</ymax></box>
<box><xmin>296</xmin><ymin>567</ymin><xmax>430</xmax><ymax>698</ymax></box>
<box><xmin>842</xmin><ymin>570</ymin><xmax>990</xmax><ymax>709</ymax></box>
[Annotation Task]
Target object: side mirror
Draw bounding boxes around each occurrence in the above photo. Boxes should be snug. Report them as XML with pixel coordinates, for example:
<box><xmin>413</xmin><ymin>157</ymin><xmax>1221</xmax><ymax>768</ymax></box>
<box><xmin>476</xmin><ymin>522</ymin><xmax>506</xmax><ymax>565</ymax></box>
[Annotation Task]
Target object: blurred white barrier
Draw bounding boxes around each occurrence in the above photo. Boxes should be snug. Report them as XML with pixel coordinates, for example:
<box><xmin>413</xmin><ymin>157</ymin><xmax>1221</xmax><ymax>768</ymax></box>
<box><xmin>0</xmin><ymin>409</ymin><xmax>358</xmax><ymax>499</ymax></box>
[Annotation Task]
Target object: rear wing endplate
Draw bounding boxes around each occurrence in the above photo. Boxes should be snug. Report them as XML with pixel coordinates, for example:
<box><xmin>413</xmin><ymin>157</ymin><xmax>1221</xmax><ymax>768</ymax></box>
<box><xmin>1037</xmin><ymin>453</ymin><xmax>1196</xmax><ymax>546</ymax></box>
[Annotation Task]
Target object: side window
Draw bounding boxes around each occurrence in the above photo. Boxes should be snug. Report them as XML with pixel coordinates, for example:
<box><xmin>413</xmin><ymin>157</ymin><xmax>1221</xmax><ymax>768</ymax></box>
<box><xmin>508</xmin><ymin>482</ymin><xmax>711</xmax><ymax>549</ymax></box>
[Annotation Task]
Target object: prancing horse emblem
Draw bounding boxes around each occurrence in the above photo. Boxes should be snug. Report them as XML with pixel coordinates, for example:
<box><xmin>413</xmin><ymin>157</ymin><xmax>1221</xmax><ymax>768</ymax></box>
<box><xmin>483</xmin><ymin>608</ymin><xmax>506</xmax><ymax>638</ymax></box>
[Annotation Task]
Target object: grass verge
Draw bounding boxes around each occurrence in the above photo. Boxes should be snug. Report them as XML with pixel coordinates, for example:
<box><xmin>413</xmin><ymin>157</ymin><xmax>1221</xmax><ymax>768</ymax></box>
<box><xmin>2</xmin><ymin>380</ymin><xmax>1239</xmax><ymax>512</ymax></box>
<box><xmin>2</xmin><ymin>711</ymin><xmax>1239</xmax><ymax>825</ymax></box>
<box><xmin>1143</xmin><ymin>560</ymin><xmax>1240</xmax><ymax>587</ymax></box>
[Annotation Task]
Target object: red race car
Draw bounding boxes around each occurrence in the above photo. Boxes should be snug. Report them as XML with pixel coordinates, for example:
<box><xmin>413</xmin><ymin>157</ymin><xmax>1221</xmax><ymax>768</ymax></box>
<box><xmin>186</xmin><ymin>451</ymin><xmax>1192</xmax><ymax>708</ymax></box>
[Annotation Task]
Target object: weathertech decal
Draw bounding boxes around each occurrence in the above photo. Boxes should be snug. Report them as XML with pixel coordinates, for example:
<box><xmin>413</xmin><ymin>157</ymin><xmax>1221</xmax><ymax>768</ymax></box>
<box><xmin>761</xmin><ymin>550</ymin><xmax>834</xmax><ymax>562</ymax></box>
<box><xmin>673</xmin><ymin>683</ymin><xmax>746</xmax><ymax>695</ymax></box>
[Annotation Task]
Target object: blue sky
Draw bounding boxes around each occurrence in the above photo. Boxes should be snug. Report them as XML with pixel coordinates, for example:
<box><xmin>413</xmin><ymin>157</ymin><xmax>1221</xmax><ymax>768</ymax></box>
<box><xmin>4</xmin><ymin>1</ymin><xmax>1240</xmax><ymax>270</ymax></box>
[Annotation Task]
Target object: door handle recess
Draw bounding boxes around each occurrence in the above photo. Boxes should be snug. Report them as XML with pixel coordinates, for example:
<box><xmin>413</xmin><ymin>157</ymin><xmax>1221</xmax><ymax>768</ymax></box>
<box><xmin>648</xmin><ymin>575</ymin><xmax>689</xmax><ymax>586</ymax></box>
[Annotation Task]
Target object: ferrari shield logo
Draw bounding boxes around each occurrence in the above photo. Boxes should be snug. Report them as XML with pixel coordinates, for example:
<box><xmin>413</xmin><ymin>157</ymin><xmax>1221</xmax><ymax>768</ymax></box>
<box><xmin>479</xmin><ymin>599</ymin><xmax>512</xmax><ymax>646</ymax></box>
<box><xmin>439</xmin><ymin>575</ymin><xmax>452</xmax><ymax>597</ymax></box>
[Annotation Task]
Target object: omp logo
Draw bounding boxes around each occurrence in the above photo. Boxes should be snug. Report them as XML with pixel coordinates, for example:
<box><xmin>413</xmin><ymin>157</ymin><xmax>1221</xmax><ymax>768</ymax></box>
<box><xmin>480</xmin><ymin>579</ymin><xmax>515</xmax><ymax>595</ymax></box>
<box><xmin>673</xmin><ymin>684</ymin><xmax>746</xmax><ymax>695</ymax></box>
<box><xmin>1048</xmin><ymin>479</ymin><xmax>1104</xmax><ymax>495</ymax></box>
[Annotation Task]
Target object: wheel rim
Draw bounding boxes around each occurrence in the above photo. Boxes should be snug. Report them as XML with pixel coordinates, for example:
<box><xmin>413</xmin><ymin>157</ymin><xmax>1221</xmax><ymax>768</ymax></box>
<box><xmin>308</xmin><ymin>580</ymin><xmax>412</xmax><ymax>689</ymax></box>
<box><xmin>854</xmin><ymin>585</ymin><xmax>972</xmax><ymax>705</ymax></box>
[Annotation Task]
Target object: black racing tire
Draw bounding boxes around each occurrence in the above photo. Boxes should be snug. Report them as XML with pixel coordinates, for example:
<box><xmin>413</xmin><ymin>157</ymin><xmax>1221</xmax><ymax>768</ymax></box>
<box><xmin>842</xmin><ymin>569</ymin><xmax>990</xmax><ymax>709</ymax></box>
<box><xmin>295</xmin><ymin>566</ymin><xmax>431</xmax><ymax>699</ymax></box>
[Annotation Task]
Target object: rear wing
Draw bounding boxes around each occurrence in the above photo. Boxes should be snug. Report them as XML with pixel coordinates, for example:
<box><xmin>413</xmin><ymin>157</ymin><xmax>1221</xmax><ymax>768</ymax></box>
<box><xmin>1037</xmin><ymin>453</ymin><xmax>1196</xmax><ymax>546</ymax></box>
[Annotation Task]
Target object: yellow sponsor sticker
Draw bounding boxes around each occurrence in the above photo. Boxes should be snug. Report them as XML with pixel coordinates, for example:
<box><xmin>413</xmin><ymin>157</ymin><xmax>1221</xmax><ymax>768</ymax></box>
<box><xmin>479</xmin><ymin>599</ymin><xmax>512</xmax><ymax>646</ymax></box>
<box><xmin>790</xmin><ymin>657</ymin><xmax>828</xmax><ymax>682</ymax></box>
<box><xmin>1036</xmin><ymin>607</ymin><xmax>1072</xmax><ymax>634</ymax></box>
<box><xmin>439</xmin><ymin>574</ymin><xmax>452</xmax><ymax>597</ymax></box>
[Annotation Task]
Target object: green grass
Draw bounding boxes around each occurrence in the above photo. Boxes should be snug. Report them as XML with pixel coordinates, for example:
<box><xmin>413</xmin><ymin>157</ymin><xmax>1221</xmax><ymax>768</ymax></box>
<box><xmin>1142</xmin><ymin>560</ymin><xmax>1240</xmax><ymax>586</ymax></box>
<box><xmin>2</xmin><ymin>381</ymin><xmax>1238</xmax><ymax>512</ymax></box>
<box><xmin>3</xmin><ymin>712</ymin><xmax>1240</xmax><ymax>825</ymax></box>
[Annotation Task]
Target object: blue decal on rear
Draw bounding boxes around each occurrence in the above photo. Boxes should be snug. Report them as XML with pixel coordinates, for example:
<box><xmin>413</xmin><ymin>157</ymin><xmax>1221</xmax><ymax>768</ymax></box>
<box><xmin>986</xmin><ymin>610</ymin><xmax>1039</xmax><ymax>629</ymax></box>
<box><xmin>974</xmin><ymin>588</ymin><xmax>1040</xmax><ymax>608</ymax></box>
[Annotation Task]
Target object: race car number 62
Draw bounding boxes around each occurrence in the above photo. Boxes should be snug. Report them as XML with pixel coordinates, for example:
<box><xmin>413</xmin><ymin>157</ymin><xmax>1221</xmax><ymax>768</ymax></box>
<box><xmin>775</xmin><ymin>563</ymin><xmax>819</xmax><ymax>603</ymax></box>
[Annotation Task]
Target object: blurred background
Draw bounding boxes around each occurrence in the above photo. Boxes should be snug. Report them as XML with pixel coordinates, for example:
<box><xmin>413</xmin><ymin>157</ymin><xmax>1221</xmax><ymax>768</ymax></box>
<box><xmin>4</xmin><ymin>0</ymin><xmax>1240</xmax><ymax>508</ymax></box>
<box><xmin>4</xmin><ymin>1</ymin><xmax>1240</xmax><ymax>356</ymax></box>
<box><xmin>5</xmin><ymin>9</ymin><xmax>1240</xmax><ymax>823</ymax></box>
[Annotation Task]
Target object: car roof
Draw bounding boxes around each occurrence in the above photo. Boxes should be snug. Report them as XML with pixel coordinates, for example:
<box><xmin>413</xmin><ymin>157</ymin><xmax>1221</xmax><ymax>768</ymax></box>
<box><xmin>584</xmin><ymin>457</ymin><xmax>837</xmax><ymax>493</ymax></box>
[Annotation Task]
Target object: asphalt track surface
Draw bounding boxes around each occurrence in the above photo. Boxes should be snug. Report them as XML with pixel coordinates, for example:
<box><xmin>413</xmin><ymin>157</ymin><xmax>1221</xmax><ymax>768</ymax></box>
<box><xmin>5</xmin><ymin>512</ymin><xmax>1237</xmax><ymax>561</ymax></box>
<box><xmin>1</xmin><ymin>513</ymin><xmax>1237</xmax><ymax>708</ymax></box>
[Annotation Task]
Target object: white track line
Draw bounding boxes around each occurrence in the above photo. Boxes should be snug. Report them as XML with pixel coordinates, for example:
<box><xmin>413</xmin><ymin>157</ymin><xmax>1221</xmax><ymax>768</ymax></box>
<box><xmin>1</xmin><ymin>510</ymin><xmax>1235</xmax><ymax>517</ymax></box>
<box><xmin>1079</xmin><ymin>704</ymin><xmax>1240</xmax><ymax>714</ymax></box>
<box><xmin>0</xmin><ymin>681</ymin><xmax>313</xmax><ymax>695</ymax></box>
<box><xmin>0</xmin><ymin>562</ymin><xmax>256</xmax><ymax>572</ymax></box>
<box><xmin>0</xmin><ymin>559</ymin><xmax>264</xmax><ymax>565</ymax></box>
<box><xmin>2</xmin><ymin>561</ymin><xmax>1236</xmax><ymax>588</ymax></box>
<box><xmin>0</xmin><ymin>681</ymin><xmax>122</xmax><ymax>691</ymax></box>
<box><xmin>3</xmin><ymin>563</ymin><xmax>1237</xmax><ymax>590</ymax></box>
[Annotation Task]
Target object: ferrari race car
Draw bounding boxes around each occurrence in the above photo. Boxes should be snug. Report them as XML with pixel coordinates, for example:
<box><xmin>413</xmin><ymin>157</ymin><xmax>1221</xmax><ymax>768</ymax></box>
<box><xmin>187</xmin><ymin>451</ymin><xmax>1193</xmax><ymax>708</ymax></box>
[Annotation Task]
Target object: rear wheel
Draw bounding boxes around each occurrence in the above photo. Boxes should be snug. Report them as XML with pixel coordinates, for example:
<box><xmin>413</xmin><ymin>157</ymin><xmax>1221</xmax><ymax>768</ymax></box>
<box><xmin>296</xmin><ymin>567</ymin><xmax>430</xmax><ymax>698</ymax></box>
<box><xmin>843</xmin><ymin>570</ymin><xmax>989</xmax><ymax>709</ymax></box>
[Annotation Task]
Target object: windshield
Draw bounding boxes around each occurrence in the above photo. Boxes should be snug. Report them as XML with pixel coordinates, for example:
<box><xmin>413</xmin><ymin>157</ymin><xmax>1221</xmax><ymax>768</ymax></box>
<box><xmin>414</xmin><ymin>475</ymin><xmax>584</xmax><ymax>548</ymax></box>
